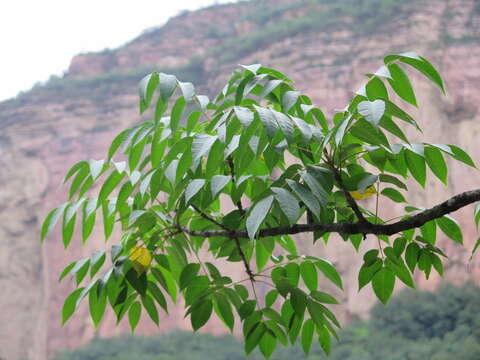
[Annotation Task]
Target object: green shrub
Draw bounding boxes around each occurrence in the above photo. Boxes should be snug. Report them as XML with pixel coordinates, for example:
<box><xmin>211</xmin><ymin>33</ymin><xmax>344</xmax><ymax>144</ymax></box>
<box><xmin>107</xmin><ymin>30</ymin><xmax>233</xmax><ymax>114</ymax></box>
<box><xmin>52</xmin><ymin>284</ymin><xmax>480</xmax><ymax>360</ymax></box>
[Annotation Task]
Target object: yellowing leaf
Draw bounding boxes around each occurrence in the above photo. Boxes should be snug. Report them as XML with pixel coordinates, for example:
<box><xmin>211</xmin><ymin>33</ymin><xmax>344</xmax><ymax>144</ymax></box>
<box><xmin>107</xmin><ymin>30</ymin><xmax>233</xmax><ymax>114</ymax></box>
<box><xmin>349</xmin><ymin>186</ymin><xmax>376</xmax><ymax>200</ymax></box>
<box><xmin>129</xmin><ymin>246</ymin><xmax>152</xmax><ymax>275</ymax></box>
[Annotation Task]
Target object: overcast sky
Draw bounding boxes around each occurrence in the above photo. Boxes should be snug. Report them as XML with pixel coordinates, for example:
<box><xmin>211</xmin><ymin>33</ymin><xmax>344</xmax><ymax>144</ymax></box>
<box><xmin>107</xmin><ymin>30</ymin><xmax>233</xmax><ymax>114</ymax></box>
<box><xmin>0</xmin><ymin>0</ymin><xmax>235</xmax><ymax>102</ymax></box>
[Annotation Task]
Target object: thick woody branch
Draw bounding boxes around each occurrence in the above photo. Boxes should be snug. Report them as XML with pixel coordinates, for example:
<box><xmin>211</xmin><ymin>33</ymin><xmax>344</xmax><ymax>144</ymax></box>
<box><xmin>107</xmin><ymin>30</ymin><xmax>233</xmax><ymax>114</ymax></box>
<box><xmin>177</xmin><ymin>189</ymin><xmax>480</xmax><ymax>239</ymax></box>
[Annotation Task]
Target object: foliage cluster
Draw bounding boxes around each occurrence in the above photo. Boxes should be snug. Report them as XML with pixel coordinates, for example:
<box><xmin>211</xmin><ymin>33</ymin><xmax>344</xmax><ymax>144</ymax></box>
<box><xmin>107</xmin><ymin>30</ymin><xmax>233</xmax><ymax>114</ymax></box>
<box><xmin>41</xmin><ymin>50</ymin><xmax>480</xmax><ymax>358</ymax></box>
<box><xmin>52</xmin><ymin>284</ymin><xmax>480</xmax><ymax>360</ymax></box>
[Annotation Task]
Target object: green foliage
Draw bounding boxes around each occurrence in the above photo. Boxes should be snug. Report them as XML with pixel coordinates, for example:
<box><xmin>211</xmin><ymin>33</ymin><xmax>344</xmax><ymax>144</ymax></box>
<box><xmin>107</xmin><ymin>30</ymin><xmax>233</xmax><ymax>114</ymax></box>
<box><xmin>53</xmin><ymin>284</ymin><xmax>480</xmax><ymax>360</ymax></box>
<box><xmin>41</xmin><ymin>50</ymin><xmax>478</xmax><ymax>358</ymax></box>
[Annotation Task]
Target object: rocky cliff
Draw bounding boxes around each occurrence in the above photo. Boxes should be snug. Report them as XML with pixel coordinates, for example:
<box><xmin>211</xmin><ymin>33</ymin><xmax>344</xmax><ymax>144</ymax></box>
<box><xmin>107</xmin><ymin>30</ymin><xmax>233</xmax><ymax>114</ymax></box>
<box><xmin>1</xmin><ymin>0</ymin><xmax>480</xmax><ymax>359</ymax></box>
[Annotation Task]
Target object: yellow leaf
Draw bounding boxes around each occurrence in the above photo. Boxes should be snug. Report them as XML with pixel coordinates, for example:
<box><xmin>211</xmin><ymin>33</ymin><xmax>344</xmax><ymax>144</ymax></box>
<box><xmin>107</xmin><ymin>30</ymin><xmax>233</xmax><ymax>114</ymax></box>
<box><xmin>349</xmin><ymin>185</ymin><xmax>377</xmax><ymax>200</ymax></box>
<box><xmin>129</xmin><ymin>246</ymin><xmax>152</xmax><ymax>274</ymax></box>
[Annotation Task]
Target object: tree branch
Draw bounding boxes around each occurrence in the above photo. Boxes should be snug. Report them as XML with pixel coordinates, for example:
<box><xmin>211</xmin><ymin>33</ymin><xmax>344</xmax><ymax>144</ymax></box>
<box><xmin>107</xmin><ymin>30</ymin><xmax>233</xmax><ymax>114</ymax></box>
<box><xmin>177</xmin><ymin>189</ymin><xmax>480</xmax><ymax>239</ymax></box>
<box><xmin>327</xmin><ymin>156</ymin><xmax>368</xmax><ymax>224</ymax></box>
<box><xmin>191</xmin><ymin>204</ymin><xmax>226</xmax><ymax>230</ymax></box>
<box><xmin>227</xmin><ymin>157</ymin><xmax>245</xmax><ymax>215</ymax></box>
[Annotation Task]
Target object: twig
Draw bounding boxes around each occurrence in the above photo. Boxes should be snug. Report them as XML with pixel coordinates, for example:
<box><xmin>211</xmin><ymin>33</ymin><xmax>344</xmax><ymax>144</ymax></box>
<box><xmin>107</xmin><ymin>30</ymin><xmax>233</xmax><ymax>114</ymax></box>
<box><xmin>191</xmin><ymin>204</ymin><xmax>227</xmax><ymax>229</ymax></box>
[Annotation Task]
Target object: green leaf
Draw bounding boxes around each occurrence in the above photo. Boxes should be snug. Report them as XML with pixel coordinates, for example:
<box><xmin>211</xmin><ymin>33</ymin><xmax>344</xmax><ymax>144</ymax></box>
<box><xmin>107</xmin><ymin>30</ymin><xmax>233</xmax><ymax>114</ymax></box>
<box><xmin>179</xmin><ymin>81</ymin><xmax>195</xmax><ymax>102</ymax></box>
<box><xmin>385</xmin><ymin>258</ymin><xmax>415</xmax><ymax>289</ymax></box>
<box><xmin>147</xmin><ymin>281</ymin><xmax>168</xmax><ymax>313</ymax></box>
<box><xmin>211</xmin><ymin>175</ymin><xmax>231</xmax><ymax>198</ymax></box>
<box><xmin>437</xmin><ymin>215</ymin><xmax>463</xmax><ymax>244</ymax></box>
<box><xmin>192</xmin><ymin>134</ymin><xmax>217</xmax><ymax>166</ymax></box>
<box><xmin>256</xmin><ymin>240</ymin><xmax>270</xmax><ymax>272</ymax></box>
<box><xmin>184</xmin><ymin>276</ymin><xmax>210</xmax><ymax>306</ymax></box>
<box><xmin>358</xmin><ymin>259</ymin><xmax>382</xmax><ymax>290</ymax></box>
<box><xmin>425</xmin><ymin>146</ymin><xmax>448</xmax><ymax>184</ymax></box>
<box><xmin>282</xmin><ymin>90</ymin><xmax>300</xmax><ymax>112</ymax></box>
<box><xmin>214</xmin><ymin>293</ymin><xmax>234</xmax><ymax>331</ymax></box>
<box><xmin>59</xmin><ymin>261</ymin><xmax>77</xmax><ymax>282</ymax></box>
<box><xmin>475</xmin><ymin>203</ymin><xmax>480</xmax><ymax>231</ymax></box>
<box><xmin>245</xmin><ymin>322</ymin><xmax>266</xmax><ymax>355</ymax></box>
<box><xmin>259</xmin><ymin>329</ymin><xmax>277</xmax><ymax>358</ymax></box>
<box><xmin>470</xmin><ymin>237</ymin><xmax>480</xmax><ymax>260</ymax></box>
<box><xmin>381</xmin><ymin>187</ymin><xmax>406</xmax><ymax>203</ymax></box>
<box><xmin>387</xmin><ymin>63</ymin><xmax>417</xmax><ymax>106</ymax></box>
<box><xmin>349</xmin><ymin>118</ymin><xmax>390</xmax><ymax>148</ymax></box>
<box><xmin>89</xmin><ymin>159</ymin><xmax>105</xmax><ymax>180</ymax></box>
<box><xmin>300</xmin><ymin>261</ymin><xmax>318</xmax><ymax>292</ymax></box>
<box><xmin>98</xmin><ymin>170</ymin><xmax>125</xmax><ymax>204</ymax></box>
<box><xmin>379</xmin><ymin>115</ymin><xmax>409</xmax><ymax>143</ymax></box>
<box><xmin>405</xmin><ymin>149</ymin><xmax>426</xmax><ymax>187</ymax></box>
<box><xmin>90</xmin><ymin>251</ymin><xmax>106</xmax><ymax>278</ymax></box>
<box><xmin>40</xmin><ymin>203</ymin><xmax>67</xmax><ymax>241</ymax></box>
<box><xmin>384</xmin><ymin>100</ymin><xmax>420</xmax><ymax>129</ymax></box>
<box><xmin>89</xmin><ymin>284</ymin><xmax>107</xmax><ymax>327</ymax></box>
<box><xmin>63</xmin><ymin>161</ymin><xmax>88</xmax><ymax>184</ymax></box>
<box><xmin>125</xmin><ymin>269</ymin><xmax>147</xmax><ymax>297</ymax></box>
<box><xmin>286</xmin><ymin>179</ymin><xmax>320</xmax><ymax>218</ymax></box>
<box><xmin>246</xmin><ymin>195</ymin><xmax>274</xmax><ymax>239</ymax></box>
<box><xmin>254</xmin><ymin>105</ymin><xmax>278</xmax><ymax>138</ymax></box>
<box><xmin>185</xmin><ymin>179</ymin><xmax>205</xmax><ymax>203</ymax></box>
<box><xmin>300</xmin><ymin>170</ymin><xmax>328</xmax><ymax>206</ymax></box>
<box><xmin>358</xmin><ymin>100</ymin><xmax>385</xmax><ymax>127</ymax></box>
<box><xmin>333</xmin><ymin>115</ymin><xmax>349</xmax><ymax>147</ymax></box>
<box><xmin>290</xmin><ymin>288</ymin><xmax>307</xmax><ymax>317</ymax></box>
<box><xmin>379</xmin><ymin>174</ymin><xmax>408</xmax><ymax>190</ymax></box>
<box><xmin>393</xmin><ymin>237</ymin><xmax>407</xmax><ymax>256</ymax></box>
<box><xmin>315</xmin><ymin>259</ymin><xmax>343</xmax><ymax>289</ymax></box>
<box><xmin>265</xmin><ymin>290</ymin><xmax>279</xmax><ymax>308</ymax></box>
<box><xmin>62</xmin><ymin>288</ymin><xmax>84</xmax><ymax>325</ymax></box>
<box><xmin>139</xmin><ymin>72</ymin><xmax>159</xmax><ymax>112</ymax></box>
<box><xmin>385</xmin><ymin>52</ymin><xmax>445</xmax><ymax>93</ymax></box>
<box><xmin>128</xmin><ymin>301</ymin><xmax>142</xmax><ymax>331</ymax></box>
<box><xmin>372</xmin><ymin>267</ymin><xmax>395</xmax><ymax>304</ymax></box>
<box><xmin>301</xmin><ymin>318</ymin><xmax>315</xmax><ymax>354</ymax></box>
<box><xmin>159</xmin><ymin>73</ymin><xmax>178</xmax><ymax>101</ymax></box>
<box><xmin>418</xmin><ymin>248</ymin><xmax>433</xmax><ymax>279</ymax></box>
<box><xmin>271</xmin><ymin>110</ymin><xmax>294</xmax><ymax>143</ymax></box>
<box><xmin>310</xmin><ymin>291</ymin><xmax>339</xmax><ymax>305</ymax></box>
<box><xmin>430</xmin><ymin>253</ymin><xmax>444</xmax><ymax>276</ymax></box>
<box><xmin>448</xmin><ymin>144</ymin><xmax>476</xmax><ymax>168</ymax></box>
<box><xmin>234</xmin><ymin>106</ymin><xmax>254</xmax><ymax>128</ymax></box>
<box><xmin>170</xmin><ymin>96</ymin><xmax>186</xmax><ymax>132</ymax></box>
<box><xmin>141</xmin><ymin>295</ymin><xmax>160</xmax><ymax>326</ymax></box>
<box><xmin>405</xmin><ymin>243</ymin><xmax>420</xmax><ymax>273</ymax></box>
<box><xmin>272</xmin><ymin>187</ymin><xmax>300</xmax><ymax>225</ymax></box>
<box><xmin>318</xmin><ymin>326</ymin><xmax>331</xmax><ymax>355</ymax></box>
<box><xmin>191</xmin><ymin>298</ymin><xmax>213</xmax><ymax>331</ymax></box>
<box><xmin>179</xmin><ymin>263</ymin><xmax>201</xmax><ymax>291</ymax></box>
<box><xmin>152</xmin><ymin>266</ymin><xmax>177</xmax><ymax>303</ymax></box>
<box><xmin>420</xmin><ymin>220</ymin><xmax>437</xmax><ymax>245</ymax></box>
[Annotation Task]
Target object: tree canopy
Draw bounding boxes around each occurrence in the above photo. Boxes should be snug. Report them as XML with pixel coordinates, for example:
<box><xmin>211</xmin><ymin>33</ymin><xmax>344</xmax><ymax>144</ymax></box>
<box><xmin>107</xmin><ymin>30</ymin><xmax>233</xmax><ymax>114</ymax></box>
<box><xmin>41</xmin><ymin>51</ymin><xmax>480</xmax><ymax>357</ymax></box>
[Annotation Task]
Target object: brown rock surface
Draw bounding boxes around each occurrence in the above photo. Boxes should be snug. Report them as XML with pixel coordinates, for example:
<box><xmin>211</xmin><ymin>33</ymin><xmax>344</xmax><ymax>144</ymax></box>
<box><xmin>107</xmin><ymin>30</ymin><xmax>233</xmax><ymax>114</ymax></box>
<box><xmin>1</xmin><ymin>0</ymin><xmax>480</xmax><ymax>359</ymax></box>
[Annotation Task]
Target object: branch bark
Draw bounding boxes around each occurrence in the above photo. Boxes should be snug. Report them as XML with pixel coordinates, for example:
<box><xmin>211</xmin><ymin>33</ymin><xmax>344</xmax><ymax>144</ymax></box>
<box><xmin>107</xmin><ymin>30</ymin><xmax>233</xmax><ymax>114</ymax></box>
<box><xmin>178</xmin><ymin>189</ymin><xmax>480</xmax><ymax>240</ymax></box>
<box><xmin>328</xmin><ymin>158</ymin><xmax>368</xmax><ymax>224</ymax></box>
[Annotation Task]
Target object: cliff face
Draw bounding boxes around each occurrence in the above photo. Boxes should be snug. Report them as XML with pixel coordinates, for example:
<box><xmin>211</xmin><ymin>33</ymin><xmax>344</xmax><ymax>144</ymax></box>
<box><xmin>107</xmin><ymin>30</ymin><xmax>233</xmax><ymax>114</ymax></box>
<box><xmin>1</xmin><ymin>0</ymin><xmax>480</xmax><ymax>359</ymax></box>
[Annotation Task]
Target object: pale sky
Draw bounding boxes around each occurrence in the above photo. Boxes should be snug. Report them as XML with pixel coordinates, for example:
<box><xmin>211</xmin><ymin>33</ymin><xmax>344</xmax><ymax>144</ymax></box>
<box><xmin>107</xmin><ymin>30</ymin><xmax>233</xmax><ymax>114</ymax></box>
<box><xmin>0</xmin><ymin>0</ymin><xmax>235</xmax><ymax>102</ymax></box>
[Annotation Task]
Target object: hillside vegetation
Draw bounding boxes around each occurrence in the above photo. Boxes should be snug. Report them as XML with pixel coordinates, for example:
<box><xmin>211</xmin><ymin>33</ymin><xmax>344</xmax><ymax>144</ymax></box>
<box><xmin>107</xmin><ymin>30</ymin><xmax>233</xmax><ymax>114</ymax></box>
<box><xmin>52</xmin><ymin>284</ymin><xmax>480</xmax><ymax>360</ymax></box>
